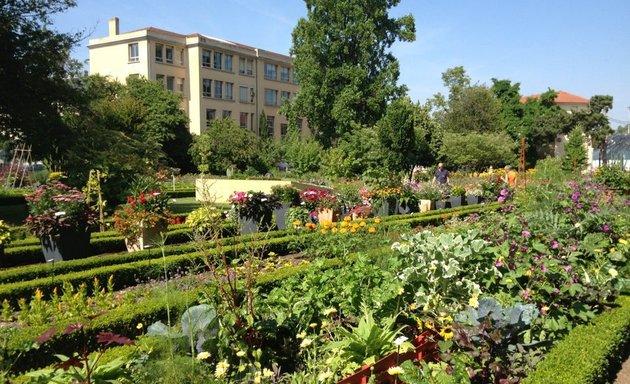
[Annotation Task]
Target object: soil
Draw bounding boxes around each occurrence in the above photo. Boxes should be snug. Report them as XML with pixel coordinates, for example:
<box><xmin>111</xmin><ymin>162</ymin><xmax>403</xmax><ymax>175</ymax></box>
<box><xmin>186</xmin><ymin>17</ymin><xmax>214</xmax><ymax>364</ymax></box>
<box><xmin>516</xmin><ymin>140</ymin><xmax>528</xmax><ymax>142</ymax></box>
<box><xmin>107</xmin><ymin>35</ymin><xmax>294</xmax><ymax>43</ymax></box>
<box><xmin>614</xmin><ymin>355</ymin><xmax>630</xmax><ymax>384</ymax></box>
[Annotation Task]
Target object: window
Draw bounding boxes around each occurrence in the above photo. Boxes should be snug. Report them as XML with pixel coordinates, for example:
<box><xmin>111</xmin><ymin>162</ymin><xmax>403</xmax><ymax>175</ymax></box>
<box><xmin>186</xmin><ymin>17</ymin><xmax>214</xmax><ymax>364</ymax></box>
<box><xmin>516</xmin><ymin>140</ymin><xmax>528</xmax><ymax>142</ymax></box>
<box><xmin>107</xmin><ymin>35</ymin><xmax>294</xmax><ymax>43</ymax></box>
<box><xmin>202</xmin><ymin>79</ymin><xmax>211</xmax><ymax>97</ymax></box>
<box><xmin>214</xmin><ymin>51</ymin><xmax>222</xmax><ymax>70</ymax></box>
<box><xmin>280</xmin><ymin>91</ymin><xmax>290</xmax><ymax>105</ymax></box>
<box><xmin>280</xmin><ymin>124</ymin><xmax>288</xmax><ymax>138</ymax></box>
<box><xmin>180</xmin><ymin>49</ymin><xmax>185</xmax><ymax>65</ymax></box>
<box><xmin>239</xmin><ymin>112</ymin><xmax>248</xmax><ymax>128</ymax></box>
<box><xmin>225</xmin><ymin>82</ymin><xmax>233</xmax><ymax>100</ymax></box>
<box><xmin>128</xmin><ymin>43</ymin><xmax>139</xmax><ymax>62</ymax></box>
<box><xmin>178</xmin><ymin>78</ymin><xmax>185</xmax><ymax>93</ymax></box>
<box><xmin>239</xmin><ymin>58</ymin><xmax>253</xmax><ymax>75</ymax></box>
<box><xmin>206</xmin><ymin>109</ymin><xmax>216</xmax><ymax>126</ymax></box>
<box><xmin>156</xmin><ymin>74</ymin><xmax>165</xmax><ymax>85</ymax></box>
<box><xmin>222</xmin><ymin>110</ymin><xmax>232</xmax><ymax>118</ymax></box>
<box><xmin>155</xmin><ymin>43</ymin><xmax>163</xmax><ymax>62</ymax></box>
<box><xmin>214</xmin><ymin>80</ymin><xmax>223</xmax><ymax>99</ymax></box>
<box><xmin>264</xmin><ymin>63</ymin><xmax>276</xmax><ymax>80</ymax></box>
<box><xmin>225</xmin><ymin>55</ymin><xmax>233</xmax><ymax>72</ymax></box>
<box><xmin>266</xmin><ymin>116</ymin><xmax>275</xmax><ymax>137</ymax></box>
<box><xmin>264</xmin><ymin>88</ymin><xmax>277</xmax><ymax>106</ymax></box>
<box><xmin>166</xmin><ymin>76</ymin><xmax>174</xmax><ymax>91</ymax></box>
<box><xmin>239</xmin><ymin>86</ymin><xmax>249</xmax><ymax>103</ymax></box>
<box><xmin>202</xmin><ymin>49</ymin><xmax>211</xmax><ymax>67</ymax></box>
<box><xmin>165</xmin><ymin>46</ymin><xmax>174</xmax><ymax>64</ymax></box>
<box><xmin>280</xmin><ymin>66</ymin><xmax>289</xmax><ymax>82</ymax></box>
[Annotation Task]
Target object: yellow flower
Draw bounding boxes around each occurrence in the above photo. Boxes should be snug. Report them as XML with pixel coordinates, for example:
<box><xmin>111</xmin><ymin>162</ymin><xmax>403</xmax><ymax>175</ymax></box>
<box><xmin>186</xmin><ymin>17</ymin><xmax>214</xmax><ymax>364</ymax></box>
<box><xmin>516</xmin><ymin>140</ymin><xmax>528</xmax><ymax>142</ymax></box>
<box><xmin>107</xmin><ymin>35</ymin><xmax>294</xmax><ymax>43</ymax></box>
<box><xmin>469</xmin><ymin>297</ymin><xmax>479</xmax><ymax>308</ymax></box>
<box><xmin>340</xmin><ymin>228</ymin><xmax>348</xmax><ymax>234</ymax></box>
<box><xmin>387</xmin><ymin>366</ymin><xmax>403</xmax><ymax>376</ymax></box>
<box><xmin>374</xmin><ymin>217</ymin><xmax>382</xmax><ymax>224</ymax></box>
<box><xmin>409</xmin><ymin>303</ymin><xmax>417</xmax><ymax>311</ymax></box>
<box><xmin>541</xmin><ymin>306</ymin><xmax>550</xmax><ymax>313</ymax></box>
<box><xmin>321</xmin><ymin>228</ymin><xmax>329</xmax><ymax>235</ymax></box>
<box><xmin>263</xmin><ymin>368</ymin><xmax>274</xmax><ymax>378</ymax></box>
<box><xmin>609</xmin><ymin>268</ymin><xmax>618</xmax><ymax>278</ymax></box>
<box><xmin>424</xmin><ymin>319</ymin><xmax>434</xmax><ymax>330</ymax></box>
<box><xmin>297</xmin><ymin>331</ymin><xmax>307</xmax><ymax>339</ymax></box>
<box><xmin>321</xmin><ymin>320</ymin><xmax>329</xmax><ymax>327</ymax></box>
<box><xmin>350</xmin><ymin>227</ymin><xmax>357</xmax><ymax>233</ymax></box>
<box><xmin>505</xmin><ymin>278</ymin><xmax>513</xmax><ymax>284</ymax></box>
<box><xmin>292</xmin><ymin>220</ymin><xmax>302</xmax><ymax>227</ymax></box>
<box><xmin>619</xmin><ymin>239</ymin><xmax>628</xmax><ymax>245</ymax></box>
<box><xmin>268</xmin><ymin>251</ymin><xmax>276</xmax><ymax>257</ymax></box>
<box><xmin>323</xmin><ymin>308</ymin><xmax>337</xmax><ymax>316</ymax></box>
<box><xmin>254</xmin><ymin>371</ymin><xmax>262</xmax><ymax>384</ymax></box>
<box><xmin>196</xmin><ymin>351</ymin><xmax>211</xmax><ymax>360</ymax></box>
<box><xmin>340</xmin><ymin>221</ymin><xmax>349</xmax><ymax>228</ymax></box>
<box><xmin>359</xmin><ymin>221</ymin><xmax>366</xmax><ymax>227</ymax></box>
<box><xmin>236</xmin><ymin>350</ymin><xmax>246</xmax><ymax>358</ymax></box>
<box><xmin>215</xmin><ymin>360</ymin><xmax>230</xmax><ymax>378</ymax></box>
<box><xmin>368</xmin><ymin>226</ymin><xmax>377</xmax><ymax>234</ymax></box>
<box><xmin>331</xmin><ymin>227</ymin><xmax>338</xmax><ymax>234</ymax></box>
<box><xmin>344</xmin><ymin>215</ymin><xmax>351</xmax><ymax>222</ymax></box>
<box><xmin>35</xmin><ymin>288</ymin><xmax>43</xmax><ymax>302</ymax></box>
<box><xmin>136</xmin><ymin>322</ymin><xmax>143</xmax><ymax>330</ymax></box>
<box><xmin>397</xmin><ymin>287</ymin><xmax>404</xmax><ymax>295</ymax></box>
<box><xmin>439</xmin><ymin>327</ymin><xmax>454</xmax><ymax>340</ymax></box>
<box><xmin>321</xmin><ymin>220</ymin><xmax>333</xmax><ymax>228</ymax></box>
<box><xmin>300</xmin><ymin>338</ymin><xmax>313</xmax><ymax>348</ymax></box>
<box><xmin>309</xmin><ymin>322</ymin><xmax>318</xmax><ymax>328</ymax></box>
<box><xmin>525</xmin><ymin>270</ymin><xmax>533</xmax><ymax>277</ymax></box>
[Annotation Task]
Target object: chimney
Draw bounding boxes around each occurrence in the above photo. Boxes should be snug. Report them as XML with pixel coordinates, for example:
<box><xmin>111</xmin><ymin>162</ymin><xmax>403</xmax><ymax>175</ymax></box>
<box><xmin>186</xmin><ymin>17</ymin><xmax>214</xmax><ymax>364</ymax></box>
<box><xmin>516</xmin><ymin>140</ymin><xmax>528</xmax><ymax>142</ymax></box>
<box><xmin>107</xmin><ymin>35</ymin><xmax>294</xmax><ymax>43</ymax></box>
<box><xmin>109</xmin><ymin>17</ymin><xmax>119</xmax><ymax>36</ymax></box>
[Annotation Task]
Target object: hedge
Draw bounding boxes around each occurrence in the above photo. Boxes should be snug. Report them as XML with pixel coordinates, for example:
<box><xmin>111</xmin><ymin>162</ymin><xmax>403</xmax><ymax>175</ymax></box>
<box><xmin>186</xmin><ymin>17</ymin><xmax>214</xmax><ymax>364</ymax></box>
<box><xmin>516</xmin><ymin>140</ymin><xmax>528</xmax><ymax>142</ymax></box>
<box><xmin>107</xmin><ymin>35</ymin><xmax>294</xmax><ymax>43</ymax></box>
<box><xmin>5</xmin><ymin>243</ymin><xmax>353</xmax><ymax>374</ymax></box>
<box><xmin>523</xmin><ymin>295</ymin><xmax>630</xmax><ymax>384</ymax></box>
<box><xmin>0</xmin><ymin>229</ymin><xmax>293</xmax><ymax>285</ymax></box>
<box><xmin>165</xmin><ymin>189</ymin><xmax>196</xmax><ymax>198</ymax></box>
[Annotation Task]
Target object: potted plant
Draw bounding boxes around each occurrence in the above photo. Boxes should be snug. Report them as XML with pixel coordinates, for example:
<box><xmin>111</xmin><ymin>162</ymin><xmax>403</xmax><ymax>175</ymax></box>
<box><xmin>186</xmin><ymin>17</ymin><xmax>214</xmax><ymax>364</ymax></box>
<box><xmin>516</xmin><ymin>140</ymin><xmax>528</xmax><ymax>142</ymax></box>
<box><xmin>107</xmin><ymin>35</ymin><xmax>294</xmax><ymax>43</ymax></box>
<box><xmin>371</xmin><ymin>186</ymin><xmax>401</xmax><ymax>217</ymax></box>
<box><xmin>229</xmin><ymin>191</ymin><xmax>280</xmax><ymax>234</ymax></box>
<box><xmin>271</xmin><ymin>185</ymin><xmax>300</xmax><ymax>230</ymax></box>
<box><xmin>434</xmin><ymin>184</ymin><xmax>451</xmax><ymax>210</ymax></box>
<box><xmin>334</xmin><ymin>182</ymin><xmax>363</xmax><ymax>219</ymax></box>
<box><xmin>464</xmin><ymin>183</ymin><xmax>483</xmax><ymax>205</ymax></box>
<box><xmin>187</xmin><ymin>205</ymin><xmax>236</xmax><ymax>239</ymax></box>
<box><xmin>398</xmin><ymin>182</ymin><xmax>420</xmax><ymax>214</ymax></box>
<box><xmin>113</xmin><ymin>187</ymin><xmax>171</xmax><ymax>252</ymax></box>
<box><xmin>25</xmin><ymin>180</ymin><xmax>97</xmax><ymax>262</ymax></box>
<box><xmin>449</xmin><ymin>185</ymin><xmax>466</xmax><ymax>208</ymax></box>
<box><xmin>348</xmin><ymin>205</ymin><xmax>373</xmax><ymax>220</ymax></box>
<box><xmin>415</xmin><ymin>183</ymin><xmax>441</xmax><ymax>212</ymax></box>
<box><xmin>300</xmin><ymin>188</ymin><xmax>340</xmax><ymax>223</ymax></box>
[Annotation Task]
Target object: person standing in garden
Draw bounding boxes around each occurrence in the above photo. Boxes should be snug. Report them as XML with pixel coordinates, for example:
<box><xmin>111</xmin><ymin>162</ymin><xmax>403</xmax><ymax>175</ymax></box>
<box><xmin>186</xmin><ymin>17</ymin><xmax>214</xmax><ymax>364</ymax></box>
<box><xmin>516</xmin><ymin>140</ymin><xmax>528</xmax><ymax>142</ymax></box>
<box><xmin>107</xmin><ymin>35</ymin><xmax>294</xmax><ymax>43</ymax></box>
<box><xmin>503</xmin><ymin>165</ymin><xmax>518</xmax><ymax>188</ymax></box>
<box><xmin>433</xmin><ymin>163</ymin><xmax>450</xmax><ymax>185</ymax></box>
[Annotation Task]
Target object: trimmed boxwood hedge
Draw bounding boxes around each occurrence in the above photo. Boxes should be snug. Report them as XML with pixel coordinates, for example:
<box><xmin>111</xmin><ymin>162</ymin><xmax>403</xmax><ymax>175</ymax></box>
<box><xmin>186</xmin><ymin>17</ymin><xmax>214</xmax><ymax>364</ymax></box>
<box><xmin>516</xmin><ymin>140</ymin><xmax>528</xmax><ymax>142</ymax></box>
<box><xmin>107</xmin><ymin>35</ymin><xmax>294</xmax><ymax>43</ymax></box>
<box><xmin>523</xmin><ymin>294</ymin><xmax>630</xmax><ymax>384</ymax></box>
<box><xmin>0</xmin><ymin>229</ymin><xmax>294</xmax><ymax>285</ymax></box>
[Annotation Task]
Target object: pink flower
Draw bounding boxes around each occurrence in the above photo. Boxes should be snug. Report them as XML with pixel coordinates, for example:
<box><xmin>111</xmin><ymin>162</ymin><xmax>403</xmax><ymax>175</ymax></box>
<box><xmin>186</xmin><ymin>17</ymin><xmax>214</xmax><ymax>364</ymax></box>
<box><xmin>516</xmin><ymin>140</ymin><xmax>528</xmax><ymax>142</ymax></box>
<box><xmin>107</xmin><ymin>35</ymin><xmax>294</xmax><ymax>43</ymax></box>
<box><xmin>551</xmin><ymin>240</ymin><xmax>559</xmax><ymax>249</ymax></box>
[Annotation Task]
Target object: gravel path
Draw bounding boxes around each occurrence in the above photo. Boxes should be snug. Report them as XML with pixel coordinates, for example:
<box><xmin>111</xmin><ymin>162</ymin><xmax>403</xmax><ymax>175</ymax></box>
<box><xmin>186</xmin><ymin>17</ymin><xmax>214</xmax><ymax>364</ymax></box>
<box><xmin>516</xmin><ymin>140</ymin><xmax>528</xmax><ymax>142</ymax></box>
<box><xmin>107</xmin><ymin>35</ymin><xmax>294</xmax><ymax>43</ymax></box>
<box><xmin>614</xmin><ymin>355</ymin><xmax>630</xmax><ymax>384</ymax></box>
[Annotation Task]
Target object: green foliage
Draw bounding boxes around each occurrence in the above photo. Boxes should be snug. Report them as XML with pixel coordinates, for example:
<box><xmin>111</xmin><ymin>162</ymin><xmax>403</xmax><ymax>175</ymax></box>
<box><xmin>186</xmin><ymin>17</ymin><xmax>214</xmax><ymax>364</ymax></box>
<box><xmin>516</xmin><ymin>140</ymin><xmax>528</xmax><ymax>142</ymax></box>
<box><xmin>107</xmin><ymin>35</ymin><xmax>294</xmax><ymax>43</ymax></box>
<box><xmin>320</xmin><ymin>126</ymin><xmax>385</xmax><ymax>179</ymax></box>
<box><xmin>573</xmin><ymin>95</ymin><xmax>614</xmax><ymax>164</ymax></box>
<box><xmin>439</xmin><ymin>131</ymin><xmax>517</xmax><ymax>171</ymax></box>
<box><xmin>594</xmin><ymin>164</ymin><xmax>630</xmax><ymax>191</ymax></box>
<box><xmin>523</xmin><ymin>295</ymin><xmax>630</xmax><ymax>384</ymax></box>
<box><xmin>377</xmin><ymin>96</ymin><xmax>418</xmax><ymax>175</ymax></box>
<box><xmin>289</xmin><ymin>0</ymin><xmax>415</xmax><ymax>146</ymax></box>
<box><xmin>444</xmin><ymin>85</ymin><xmax>504</xmax><ymax>134</ymax></box>
<box><xmin>399</xmin><ymin>355</ymin><xmax>471</xmax><ymax>384</ymax></box>
<box><xmin>189</xmin><ymin>118</ymin><xmax>264</xmax><ymax>174</ymax></box>
<box><xmin>562</xmin><ymin>126</ymin><xmax>588</xmax><ymax>172</ymax></box>
<box><xmin>282</xmin><ymin>128</ymin><xmax>322</xmax><ymax>176</ymax></box>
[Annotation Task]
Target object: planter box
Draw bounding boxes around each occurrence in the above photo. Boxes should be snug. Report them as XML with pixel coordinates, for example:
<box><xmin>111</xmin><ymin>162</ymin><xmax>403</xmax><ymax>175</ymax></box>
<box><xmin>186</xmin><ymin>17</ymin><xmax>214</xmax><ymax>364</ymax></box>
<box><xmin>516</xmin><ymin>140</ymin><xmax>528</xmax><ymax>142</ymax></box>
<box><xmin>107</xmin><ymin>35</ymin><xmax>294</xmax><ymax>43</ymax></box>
<box><xmin>239</xmin><ymin>212</ymin><xmax>273</xmax><ymax>235</ymax></box>
<box><xmin>125</xmin><ymin>222</ymin><xmax>167</xmax><ymax>252</ymax></box>
<box><xmin>448</xmin><ymin>195</ymin><xmax>465</xmax><ymax>208</ymax></box>
<box><xmin>375</xmin><ymin>198</ymin><xmax>398</xmax><ymax>217</ymax></box>
<box><xmin>466</xmin><ymin>195</ymin><xmax>482</xmax><ymax>205</ymax></box>
<box><xmin>418</xmin><ymin>199</ymin><xmax>434</xmax><ymax>212</ymax></box>
<box><xmin>434</xmin><ymin>200</ymin><xmax>451</xmax><ymax>210</ymax></box>
<box><xmin>273</xmin><ymin>203</ymin><xmax>290</xmax><ymax>230</ymax></box>
<box><xmin>398</xmin><ymin>201</ymin><xmax>419</xmax><ymax>215</ymax></box>
<box><xmin>42</xmin><ymin>230</ymin><xmax>91</xmax><ymax>262</ymax></box>
<box><xmin>317</xmin><ymin>208</ymin><xmax>340</xmax><ymax>223</ymax></box>
<box><xmin>337</xmin><ymin>331</ymin><xmax>438</xmax><ymax>384</ymax></box>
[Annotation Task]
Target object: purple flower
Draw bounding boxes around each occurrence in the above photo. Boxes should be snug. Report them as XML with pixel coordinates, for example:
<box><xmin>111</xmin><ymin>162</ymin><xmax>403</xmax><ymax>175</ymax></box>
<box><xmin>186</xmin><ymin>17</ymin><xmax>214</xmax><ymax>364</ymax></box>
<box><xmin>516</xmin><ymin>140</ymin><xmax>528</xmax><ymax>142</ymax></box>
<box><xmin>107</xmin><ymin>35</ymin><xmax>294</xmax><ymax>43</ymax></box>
<box><xmin>541</xmin><ymin>264</ymin><xmax>547</xmax><ymax>273</ymax></box>
<box><xmin>571</xmin><ymin>192</ymin><xmax>580</xmax><ymax>201</ymax></box>
<box><xmin>564</xmin><ymin>265</ymin><xmax>573</xmax><ymax>272</ymax></box>
<box><xmin>500</xmin><ymin>189</ymin><xmax>510</xmax><ymax>196</ymax></box>
<box><xmin>601</xmin><ymin>224</ymin><xmax>611</xmax><ymax>233</ymax></box>
<box><xmin>551</xmin><ymin>240</ymin><xmax>559</xmax><ymax>249</ymax></box>
<box><xmin>498</xmin><ymin>196</ymin><xmax>506</xmax><ymax>203</ymax></box>
<box><xmin>521</xmin><ymin>230</ymin><xmax>530</xmax><ymax>237</ymax></box>
<box><xmin>495</xmin><ymin>260</ymin><xmax>504</xmax><ymax>267</ymax></box>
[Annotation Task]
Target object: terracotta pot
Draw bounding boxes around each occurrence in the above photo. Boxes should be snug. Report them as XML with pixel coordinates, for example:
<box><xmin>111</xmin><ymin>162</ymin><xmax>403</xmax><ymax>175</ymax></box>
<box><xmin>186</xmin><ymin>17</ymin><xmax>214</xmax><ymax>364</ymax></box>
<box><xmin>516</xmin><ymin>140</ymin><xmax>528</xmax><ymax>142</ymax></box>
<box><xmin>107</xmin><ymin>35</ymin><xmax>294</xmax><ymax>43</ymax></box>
<box><xmin>418</xmin><ymin>199</ymin><xmax>433</xmax><ymax>212</ymax></box>
<box><xmin>317</xmin><ymin>208</ymin><xmax>339</xmax><ymax>223</ymax></box>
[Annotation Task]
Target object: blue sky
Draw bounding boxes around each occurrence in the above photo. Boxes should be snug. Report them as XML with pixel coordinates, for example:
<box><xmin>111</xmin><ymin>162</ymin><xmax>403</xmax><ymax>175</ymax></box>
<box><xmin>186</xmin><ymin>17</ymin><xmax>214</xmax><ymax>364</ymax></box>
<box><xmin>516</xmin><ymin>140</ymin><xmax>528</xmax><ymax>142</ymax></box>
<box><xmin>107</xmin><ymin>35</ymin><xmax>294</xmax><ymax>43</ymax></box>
<box><xmin>54</xmin><ymin>0</ymin><xmax>630</xmax><ymax>125</ymax></box>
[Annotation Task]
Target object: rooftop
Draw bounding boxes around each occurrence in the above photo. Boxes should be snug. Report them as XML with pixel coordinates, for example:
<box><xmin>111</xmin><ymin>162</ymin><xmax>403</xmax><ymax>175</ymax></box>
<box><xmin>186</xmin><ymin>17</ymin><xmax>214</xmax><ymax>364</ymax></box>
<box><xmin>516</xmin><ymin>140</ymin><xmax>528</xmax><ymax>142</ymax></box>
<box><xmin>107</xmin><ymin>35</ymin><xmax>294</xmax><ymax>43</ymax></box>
<box><xmin>520</xmin><ymin>90</ymin><xmax>590</xmax><ymax>104</ymax></box>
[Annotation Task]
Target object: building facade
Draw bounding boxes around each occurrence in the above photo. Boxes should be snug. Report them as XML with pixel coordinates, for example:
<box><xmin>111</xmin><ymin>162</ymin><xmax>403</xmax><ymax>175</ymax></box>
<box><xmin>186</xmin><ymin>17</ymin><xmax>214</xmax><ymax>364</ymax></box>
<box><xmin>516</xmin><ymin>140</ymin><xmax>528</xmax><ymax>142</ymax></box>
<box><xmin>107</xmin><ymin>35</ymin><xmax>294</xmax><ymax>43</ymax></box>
<box><xmin>88</xmin><ymin>18</ymin><xmax>301</xmax><ymax>137</ymax></box>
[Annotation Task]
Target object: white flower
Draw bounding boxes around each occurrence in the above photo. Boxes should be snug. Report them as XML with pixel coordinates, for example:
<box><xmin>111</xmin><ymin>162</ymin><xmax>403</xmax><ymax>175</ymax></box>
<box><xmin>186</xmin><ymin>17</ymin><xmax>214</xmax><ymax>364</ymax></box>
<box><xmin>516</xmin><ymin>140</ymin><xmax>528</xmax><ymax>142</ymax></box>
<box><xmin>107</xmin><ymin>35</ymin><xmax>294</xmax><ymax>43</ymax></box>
<box><xmin>196</xmin><ymin>351</ymin><xmax>210</xmax><ymax>360</ymax></box>
<box><xmin>214</xmin><ymin>360</ymin><xmax>230</xmax><ymax>378</ymax></box>
<box><xmin>300</xmin><ymin>338</ymin><xmax>313</xmax><ymax>348</ymax></box>
<box><xmin>262</xmin><ymin>368</ymin><xmax>274</xmax><ymax>378</ymax></box>
<box><xmin>318</xmin><ymin>370</ymin><xmax>334</xmax><ymax>381</ymax></box>
<box><xmin>236</xmin><ymin>350</ymin><xmax>246</xmax><ymax>358</ymax></box>
<box><xmin>608</xmin><ymin>268</ymin><xmax>618</xmax><ymax>278</ymax></box>
<box><xmin>323</xmin><ymin>308</ymin><xmax>337</xmax><ymax>316</ymax></box>
<box><xmin>393</xmin><ymin>335</ymin><xmax>408</xmax><ymax>346</ymax></box>
<box><xmin>54</xmin><ymin>211</ymin><xmax>66</xmax><ymax>217</ymax></box>
<box><xmin>387</xmin><ymin>366</ymin><xmax>403</xmax><ymax>376</ymax></box>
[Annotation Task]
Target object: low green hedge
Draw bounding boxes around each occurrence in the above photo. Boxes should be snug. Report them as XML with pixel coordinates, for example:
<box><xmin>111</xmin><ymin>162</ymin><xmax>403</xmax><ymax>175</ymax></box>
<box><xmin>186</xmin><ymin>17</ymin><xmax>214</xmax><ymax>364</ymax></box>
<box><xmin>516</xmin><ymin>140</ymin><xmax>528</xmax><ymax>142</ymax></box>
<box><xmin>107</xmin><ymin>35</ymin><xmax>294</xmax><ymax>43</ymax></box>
<box><xmin>0</xmin><ymin>230</ymin><xmax>293</xmax><ymax>285</ymax></box>
<box><xmin>523</xmin><ymin>295</ymin><xmax>630</xmax><ymax>384</ymax></box>
<box><xmin>165</xmin><ymin>189</ymin><xmax>196</xmax><ymax>198</ymax></box>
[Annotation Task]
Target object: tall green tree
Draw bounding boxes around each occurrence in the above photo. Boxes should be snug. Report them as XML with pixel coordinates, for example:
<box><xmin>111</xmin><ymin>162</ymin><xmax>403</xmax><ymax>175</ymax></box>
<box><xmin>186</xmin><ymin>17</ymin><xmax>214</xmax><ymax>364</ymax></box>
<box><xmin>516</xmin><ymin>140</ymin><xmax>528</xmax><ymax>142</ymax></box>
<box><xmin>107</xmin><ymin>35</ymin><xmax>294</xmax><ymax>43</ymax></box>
<box><xmin>573</xmin><ymin>95</ymin><xmax>613</xmax><ymax>165</ymax></box>
<box><xmin>443</xmin><ymin>85</ymin><xmax>503</xmax><ymax>134</ymax></box>
<box><xmin>289</xmin><ymin>0</ymin><xmax>415</xmax><ymax>146</ymax></box>
<box><xmin>562</xmin><ymin>125</ymin><xmax>588</xmax><ymax>172</ymax></box>
<box><xmin>491</xmin><ymin>78</ymin><xmax>524</xmax><ymax>138</ymax></box>
<box><xmin>0</xmin><ymin>0</ymin><xmax>80</xmax><ymax>158</ymax></box>
<box><xmin>439</xmin><ymin>131</ymin><xmax>517</xmax><ymax>171</ymax></box>
<box><xmin>376</xmin><ymin>97</ymin><xmax>417</xmax><ymax>176</ymax></box>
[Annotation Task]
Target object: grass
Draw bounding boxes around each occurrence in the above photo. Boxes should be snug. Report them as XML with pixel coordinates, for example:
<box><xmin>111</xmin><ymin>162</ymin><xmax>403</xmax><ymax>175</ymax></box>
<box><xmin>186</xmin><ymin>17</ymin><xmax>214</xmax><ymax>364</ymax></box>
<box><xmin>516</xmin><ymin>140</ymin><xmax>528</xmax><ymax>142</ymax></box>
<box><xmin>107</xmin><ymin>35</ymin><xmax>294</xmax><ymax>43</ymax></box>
<box><xmin>168</xmin><ymin>197</ymin><xmax>202</xmax><ymax>214</ymax></box>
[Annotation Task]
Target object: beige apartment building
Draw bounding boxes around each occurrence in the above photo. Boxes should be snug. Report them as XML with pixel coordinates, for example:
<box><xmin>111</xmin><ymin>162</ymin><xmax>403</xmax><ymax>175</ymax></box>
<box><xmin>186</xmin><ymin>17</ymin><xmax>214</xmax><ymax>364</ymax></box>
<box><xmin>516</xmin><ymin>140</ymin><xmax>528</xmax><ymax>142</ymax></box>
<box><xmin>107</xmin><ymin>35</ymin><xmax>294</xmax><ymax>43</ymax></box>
<box><xmin>88</xmin><ymin>18</ymin><xmax>302</xmax><ymax>137</ymax></box>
